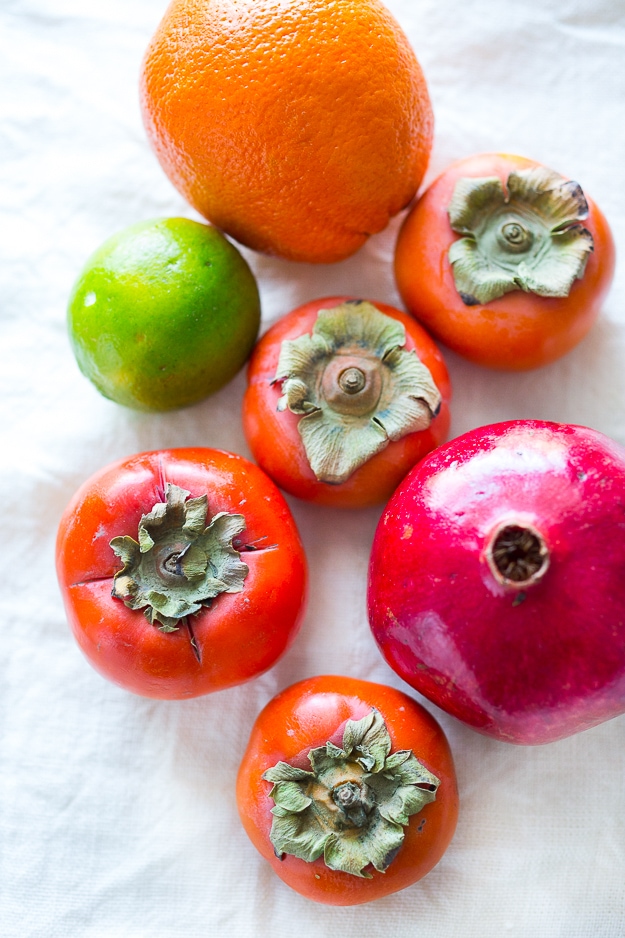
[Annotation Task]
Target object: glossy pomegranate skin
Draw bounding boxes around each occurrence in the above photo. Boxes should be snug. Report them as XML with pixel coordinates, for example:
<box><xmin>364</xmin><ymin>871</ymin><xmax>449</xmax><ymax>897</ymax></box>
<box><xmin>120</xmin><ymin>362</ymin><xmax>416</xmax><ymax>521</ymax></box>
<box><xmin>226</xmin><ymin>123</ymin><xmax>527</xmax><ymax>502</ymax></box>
<box><xmin>367</xmin><ymin>420</ymin><xmax>625</xmax><ymax>744</ymax></box>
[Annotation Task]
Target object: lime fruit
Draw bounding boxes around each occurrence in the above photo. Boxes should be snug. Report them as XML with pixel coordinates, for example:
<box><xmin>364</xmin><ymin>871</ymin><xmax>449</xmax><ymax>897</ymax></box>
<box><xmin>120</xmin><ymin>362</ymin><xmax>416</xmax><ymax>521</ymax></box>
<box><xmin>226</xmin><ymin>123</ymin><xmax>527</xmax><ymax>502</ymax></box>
<box><xmin>67</xmin><ymin>217</ymin><xmax>261</xmax><ymax>411</ymax></box>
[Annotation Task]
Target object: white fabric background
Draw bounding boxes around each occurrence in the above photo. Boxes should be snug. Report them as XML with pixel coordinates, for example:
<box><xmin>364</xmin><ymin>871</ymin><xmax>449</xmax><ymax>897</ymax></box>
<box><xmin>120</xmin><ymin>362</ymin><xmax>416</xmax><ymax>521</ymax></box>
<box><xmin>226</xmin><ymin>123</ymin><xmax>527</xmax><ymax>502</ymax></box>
<box><xmin>1</xmin><ymin>0</ymin><xmax>625</xmax><ymax>935</ymax></box>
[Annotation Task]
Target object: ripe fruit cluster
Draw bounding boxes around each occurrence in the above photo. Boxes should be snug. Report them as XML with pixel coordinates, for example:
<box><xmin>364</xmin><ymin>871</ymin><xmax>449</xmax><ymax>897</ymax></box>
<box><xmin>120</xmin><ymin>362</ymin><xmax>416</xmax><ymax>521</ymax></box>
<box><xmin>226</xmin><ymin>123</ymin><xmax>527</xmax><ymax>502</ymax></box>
<box><xmin>58</xmin><ymin>0</ymin><xmax>622</xmax><ymax>910</ymax></box>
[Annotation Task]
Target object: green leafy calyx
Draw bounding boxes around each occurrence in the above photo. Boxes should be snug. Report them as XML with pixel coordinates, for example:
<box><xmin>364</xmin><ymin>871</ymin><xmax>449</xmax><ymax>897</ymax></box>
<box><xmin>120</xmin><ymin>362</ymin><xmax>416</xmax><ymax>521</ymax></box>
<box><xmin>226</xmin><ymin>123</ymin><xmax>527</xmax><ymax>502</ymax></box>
<box><xmin>262</xmin><ymin>709</ymin><xmax>440</xmax><ymax>878</ymax></box>
<box><xmin>274</xmin><ymin>300</ymin><xmax>442</xmax><ymax>484</ymax></box>
<box><xmin>110</xmin><ymin>483</ymin><xmax>248</xmax><ymax>631</ymax></box>
<box><xmin>447</xmin><ymin>166</ymin><xmax>594</xmax><ymax>305</ymax></box>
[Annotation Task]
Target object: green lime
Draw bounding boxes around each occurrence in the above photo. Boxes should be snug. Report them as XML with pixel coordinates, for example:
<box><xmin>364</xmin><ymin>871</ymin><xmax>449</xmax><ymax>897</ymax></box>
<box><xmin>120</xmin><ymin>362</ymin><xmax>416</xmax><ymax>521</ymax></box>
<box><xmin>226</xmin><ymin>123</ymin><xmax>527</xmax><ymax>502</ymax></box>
<box><xmin>67</xmin><ymin>217</ymin><xmax>261</xmax><ymax>411</ymax></box>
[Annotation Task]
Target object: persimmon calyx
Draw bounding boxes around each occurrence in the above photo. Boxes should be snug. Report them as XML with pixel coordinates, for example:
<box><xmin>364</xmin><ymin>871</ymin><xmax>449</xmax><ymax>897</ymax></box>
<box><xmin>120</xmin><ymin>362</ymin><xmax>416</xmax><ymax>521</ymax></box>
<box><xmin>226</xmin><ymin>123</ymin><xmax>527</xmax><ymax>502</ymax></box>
<box><xmin>262</xmin><ymin>709</ymin><xmax>440</xmax><ymax>878</ymax></box>
<box><xmin>274</xmin><ymin>300</ymin><xmax>442</xmax><ymax>484</ymax></box>
<box><xmin>447</xmin><ymin>167</ymin><xmax>594</xmax><ymax>305</ymax></box>
<box><xmin>110</xmin><ymin>483</ymin><xmax>248</xmax><ymax>631</ymax></box>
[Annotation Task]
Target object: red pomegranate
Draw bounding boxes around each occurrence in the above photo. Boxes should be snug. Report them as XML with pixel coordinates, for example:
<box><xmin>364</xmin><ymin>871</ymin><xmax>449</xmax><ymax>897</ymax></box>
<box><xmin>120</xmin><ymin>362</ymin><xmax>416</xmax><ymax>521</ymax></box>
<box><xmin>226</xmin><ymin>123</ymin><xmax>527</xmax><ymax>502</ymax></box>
<box><xmin>367</xmin><ymin>420</ymin><xmax>625</xmax><ymax>744</ymax></box>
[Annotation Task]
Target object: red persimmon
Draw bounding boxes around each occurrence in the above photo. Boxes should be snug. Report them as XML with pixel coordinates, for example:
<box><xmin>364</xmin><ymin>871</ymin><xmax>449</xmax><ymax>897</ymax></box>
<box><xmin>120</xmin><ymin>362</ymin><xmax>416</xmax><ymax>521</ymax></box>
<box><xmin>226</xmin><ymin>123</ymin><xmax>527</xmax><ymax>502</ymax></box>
<box><xmin>395</xmin><ymin>153</ymin><xmax>615</xmax><ymax>370</ymax></box>
<box><xmin>236</xmin><ymin>675</ymin><xmax>458</xmax><ymax>905</ymax></box>
<box><xmin>56</xmin><ymin>448</ymin><xmax>307</xmax><ymax>699</ymax></box>
<box><xmin>242</xmin><ymin>296</ymin><xmax>451</xmax><ymax>508</ymax></box>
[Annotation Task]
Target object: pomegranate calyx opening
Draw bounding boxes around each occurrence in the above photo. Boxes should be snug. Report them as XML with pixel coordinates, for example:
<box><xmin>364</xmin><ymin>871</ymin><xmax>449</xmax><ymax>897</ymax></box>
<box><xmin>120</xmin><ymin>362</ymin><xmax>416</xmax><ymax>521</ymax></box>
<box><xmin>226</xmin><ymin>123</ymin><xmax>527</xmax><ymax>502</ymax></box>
<box><xmin>485</xmin><ymin>521</ymin><xmax>550</xmax><ymax>589</ymax></box>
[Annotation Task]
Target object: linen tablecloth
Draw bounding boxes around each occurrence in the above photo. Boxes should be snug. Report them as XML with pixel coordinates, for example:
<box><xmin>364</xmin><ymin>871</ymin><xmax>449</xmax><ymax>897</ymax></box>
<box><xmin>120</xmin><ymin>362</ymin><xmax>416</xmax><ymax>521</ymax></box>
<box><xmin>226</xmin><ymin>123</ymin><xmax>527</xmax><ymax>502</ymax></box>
<box><xmin>1</xmin><ymin>1</ymin><xmax>624</xmax><ymax>934</ymax></box>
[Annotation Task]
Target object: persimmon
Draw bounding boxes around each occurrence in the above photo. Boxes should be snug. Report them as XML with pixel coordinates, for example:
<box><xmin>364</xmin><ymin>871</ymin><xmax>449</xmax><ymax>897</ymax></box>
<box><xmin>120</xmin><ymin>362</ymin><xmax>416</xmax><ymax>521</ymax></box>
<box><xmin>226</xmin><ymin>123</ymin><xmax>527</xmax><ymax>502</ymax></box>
<box><xmin>242</xmin><ymin>297</ymin><xmax>451</xmax><ymax>508</ymax></box>
<box><xmin>56</xmin><ymin>449</ymin><xmax>307</xmax><ymax>699</ymax></box>
<box><xmin>237</xmin><ymin>676</ymin><xmax>458</xmax><ymax>904</ymax></box>
<box><xmin>394</xmin><ymin>153</ymin><xmax>615</xmax><ymax>370</ymax></box>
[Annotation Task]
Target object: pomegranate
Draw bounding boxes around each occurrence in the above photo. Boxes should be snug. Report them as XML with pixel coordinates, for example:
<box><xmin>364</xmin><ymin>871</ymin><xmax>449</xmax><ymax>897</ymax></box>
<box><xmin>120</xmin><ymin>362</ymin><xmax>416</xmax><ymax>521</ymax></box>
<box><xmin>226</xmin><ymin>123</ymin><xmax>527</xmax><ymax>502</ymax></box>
<box><xmin>367</xmin><ymin>420</ymin><xmax>625</xmax><ymax>744</ymax></box>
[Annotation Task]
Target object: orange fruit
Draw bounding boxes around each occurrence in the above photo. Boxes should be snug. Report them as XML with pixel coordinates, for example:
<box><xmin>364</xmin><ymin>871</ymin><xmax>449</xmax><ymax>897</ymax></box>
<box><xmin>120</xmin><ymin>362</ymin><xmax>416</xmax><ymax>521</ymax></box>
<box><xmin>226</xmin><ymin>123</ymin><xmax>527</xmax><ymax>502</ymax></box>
<box><xmin>140</xmin><ymin>0</ymin><xmax>433</xmax><ymax>264</ymax></box>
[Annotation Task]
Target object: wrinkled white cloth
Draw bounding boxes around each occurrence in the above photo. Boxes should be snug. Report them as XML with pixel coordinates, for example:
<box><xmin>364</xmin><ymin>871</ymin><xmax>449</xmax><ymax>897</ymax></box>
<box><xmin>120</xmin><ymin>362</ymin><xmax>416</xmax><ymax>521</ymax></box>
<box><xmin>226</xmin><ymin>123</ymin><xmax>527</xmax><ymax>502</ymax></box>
<box><xmin>1</xmin><ymin>1</ymin><xmax>624</xmax><ymax>935</ymax></box>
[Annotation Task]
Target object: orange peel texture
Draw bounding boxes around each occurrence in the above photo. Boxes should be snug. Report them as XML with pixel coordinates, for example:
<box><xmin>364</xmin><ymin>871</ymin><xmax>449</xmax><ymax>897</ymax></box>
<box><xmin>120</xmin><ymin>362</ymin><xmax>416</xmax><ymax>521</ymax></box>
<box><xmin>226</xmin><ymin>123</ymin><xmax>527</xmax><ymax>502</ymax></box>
<box><xmin>140</xmin><ymin>0</ymin><xmax>433</xmax><ymax>263</ymax></box>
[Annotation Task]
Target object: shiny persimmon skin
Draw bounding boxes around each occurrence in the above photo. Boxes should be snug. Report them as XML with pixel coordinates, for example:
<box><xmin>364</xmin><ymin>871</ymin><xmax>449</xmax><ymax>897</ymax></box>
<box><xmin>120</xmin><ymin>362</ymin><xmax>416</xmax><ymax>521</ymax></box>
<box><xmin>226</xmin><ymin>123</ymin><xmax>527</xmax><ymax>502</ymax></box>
<box><xmin>236</xmin><ymin>675</ymin><xmax>458</xmax><ymax>906</ymax></box>
<box><xmin>395</xmin><ymin>153</ymin><xmax>616</xmax><ymax>370</ymax></box>
<box><xmin>242</xmin><ymin>296</ymin><xmax>451</xmax><ymax>508</ymax></box>
<box><xmin>56</xmin><ymin>449</ymin><xmax>307</xmax><ymax>699</ymax></box>
<box><xmin>140</xmin><ymin>0</ymin><xmax>433</xmax><ymax>263</ymax></box>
